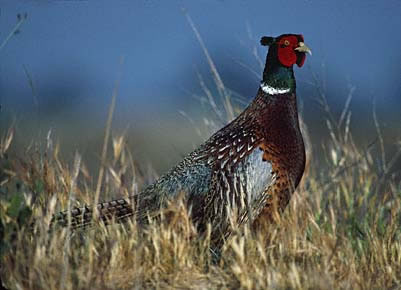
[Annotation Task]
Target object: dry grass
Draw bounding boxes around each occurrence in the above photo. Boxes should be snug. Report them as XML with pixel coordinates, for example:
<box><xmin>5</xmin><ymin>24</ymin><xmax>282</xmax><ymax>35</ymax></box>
<box><xmin>1</xmin><ymin>85</ymin><xmax>400</xmax><ymax>289</ymax></box>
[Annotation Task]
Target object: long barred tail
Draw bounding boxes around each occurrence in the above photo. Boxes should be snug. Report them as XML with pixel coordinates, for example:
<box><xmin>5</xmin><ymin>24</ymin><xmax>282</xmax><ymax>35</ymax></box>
<box><xmin>53</xmin><ymin>198</ymin><xmax>135</xmax><ymax>229</ymax></box>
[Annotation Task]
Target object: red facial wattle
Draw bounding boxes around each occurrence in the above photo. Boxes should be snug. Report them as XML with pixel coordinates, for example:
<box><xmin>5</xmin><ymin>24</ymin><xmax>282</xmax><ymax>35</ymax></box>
<box><xmin>277</xmin><ymin>35</ymin><xmax>307</xmax><ymax>68</ymax></box>
<box><xmin>296</xmin><ymin>52</ymin><xmax>306</xmax><ymax>67</ymax></box>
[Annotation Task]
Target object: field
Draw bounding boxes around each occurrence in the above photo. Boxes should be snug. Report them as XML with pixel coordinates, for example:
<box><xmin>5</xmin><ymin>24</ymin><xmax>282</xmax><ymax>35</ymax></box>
<box><xmin>1</xmin><ymin>84</ymin><xmax>400</xmax><ymax>289</ymax></box>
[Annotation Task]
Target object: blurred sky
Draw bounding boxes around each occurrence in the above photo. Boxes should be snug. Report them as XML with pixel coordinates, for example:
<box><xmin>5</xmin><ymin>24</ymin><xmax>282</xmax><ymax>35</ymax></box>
<box><xmin>1</xmin><ymin>0</ymin><xmax>400</xmax><ymax>171</ymax></box>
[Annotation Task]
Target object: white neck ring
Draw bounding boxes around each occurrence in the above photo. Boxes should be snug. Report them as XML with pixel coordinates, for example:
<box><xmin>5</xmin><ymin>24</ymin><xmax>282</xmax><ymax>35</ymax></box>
<box><xmin>260</xmin><ymin>82</ymin><xmax>290</xmax><ymax>95</ymax></box>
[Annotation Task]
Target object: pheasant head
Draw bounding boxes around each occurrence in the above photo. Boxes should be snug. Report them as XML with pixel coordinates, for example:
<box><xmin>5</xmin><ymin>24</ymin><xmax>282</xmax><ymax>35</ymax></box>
<box><xmin>260</xmin><ymin>34</ymin><xmax>311</xmax><ymax>94</ymax></box>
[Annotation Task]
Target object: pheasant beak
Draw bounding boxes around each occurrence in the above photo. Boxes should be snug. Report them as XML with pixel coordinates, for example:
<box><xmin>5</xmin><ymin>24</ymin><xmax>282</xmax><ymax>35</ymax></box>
<box><xmin>295</xmin><ymin>42</ymin><xmax>312</xmax><ymax>55</ymax></box>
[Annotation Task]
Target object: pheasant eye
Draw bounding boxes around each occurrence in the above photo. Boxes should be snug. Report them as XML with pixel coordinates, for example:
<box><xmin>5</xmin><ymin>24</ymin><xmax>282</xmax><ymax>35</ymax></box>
<box><xmin>283</xmin><ymin>40</ymin><xmax>290</xmax><ymax>46</ymax></box>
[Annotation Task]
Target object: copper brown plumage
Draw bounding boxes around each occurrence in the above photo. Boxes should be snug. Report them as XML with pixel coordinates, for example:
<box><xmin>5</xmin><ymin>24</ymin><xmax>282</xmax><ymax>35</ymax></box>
<box><xmin>54</xmin><ymin>33</ymin><xmax>310</xmax><ymax>245</ymax></box>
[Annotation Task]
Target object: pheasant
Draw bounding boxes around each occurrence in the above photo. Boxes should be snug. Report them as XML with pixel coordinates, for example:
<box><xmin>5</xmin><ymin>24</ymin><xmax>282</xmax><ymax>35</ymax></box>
<box><xmin>54</xmin><ymin>34</ymin><xmax>310</xmax><ymax>244</ymax></box>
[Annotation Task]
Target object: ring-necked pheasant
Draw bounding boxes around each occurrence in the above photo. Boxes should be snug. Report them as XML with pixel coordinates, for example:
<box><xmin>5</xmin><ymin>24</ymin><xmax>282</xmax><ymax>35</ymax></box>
<box><xmin>54</xmin><ymin>34</ymin><xmax>310</xmax><ymax>244</ymax></box>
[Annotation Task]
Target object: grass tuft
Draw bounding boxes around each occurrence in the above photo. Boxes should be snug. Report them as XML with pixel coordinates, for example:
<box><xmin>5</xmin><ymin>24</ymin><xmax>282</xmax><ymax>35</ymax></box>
<box><xmin>1</xmin><ymin>92</ymin><xmax>400</xmax><ymax>289</ymax></box>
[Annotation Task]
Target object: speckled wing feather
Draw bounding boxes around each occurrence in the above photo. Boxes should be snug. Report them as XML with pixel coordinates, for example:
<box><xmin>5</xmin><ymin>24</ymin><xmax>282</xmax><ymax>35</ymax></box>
<box><xmin>188</xmin><ymin>110</ymin><xmax>275</xmax><ymax>240</ymax></box>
